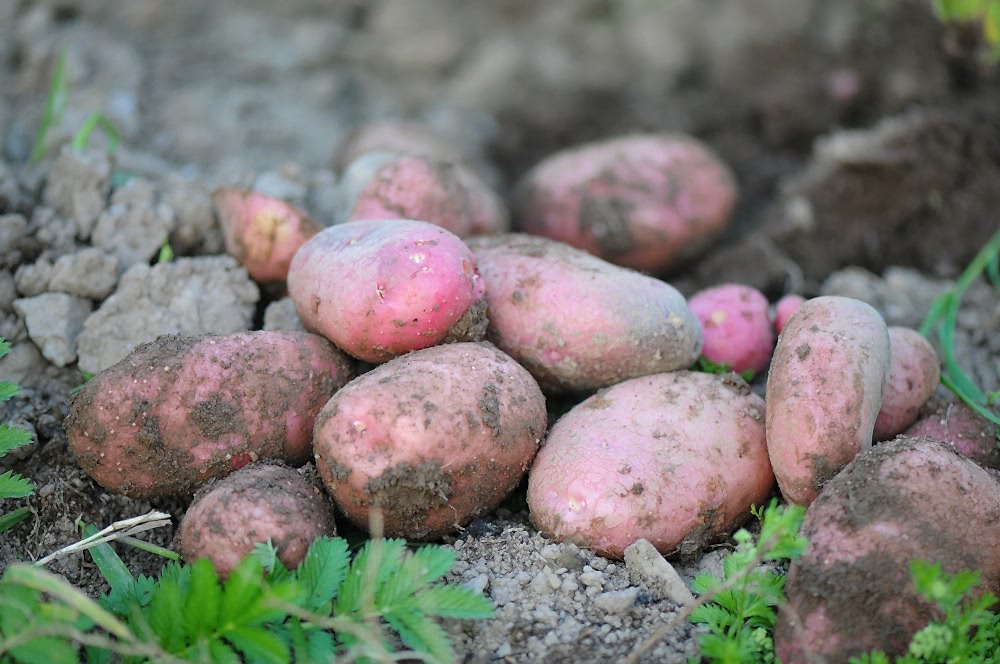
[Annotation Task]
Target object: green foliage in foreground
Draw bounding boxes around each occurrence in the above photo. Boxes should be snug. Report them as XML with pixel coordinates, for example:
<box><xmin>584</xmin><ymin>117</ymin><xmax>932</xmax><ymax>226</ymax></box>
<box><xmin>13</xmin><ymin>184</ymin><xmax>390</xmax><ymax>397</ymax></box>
<box><xmin>0</xmin><ymin>338</ymin><xmax>34</xmax><ymax>535</ymax></box>
<box><xmin>0</xmin><ymin>536</ymin><xmax>493</xmax><ymax>663</ymax></box>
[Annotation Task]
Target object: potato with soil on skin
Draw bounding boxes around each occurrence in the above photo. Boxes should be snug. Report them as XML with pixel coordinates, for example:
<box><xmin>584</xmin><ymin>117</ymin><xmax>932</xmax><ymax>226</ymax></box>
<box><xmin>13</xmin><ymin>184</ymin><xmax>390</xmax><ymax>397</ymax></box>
<box><xmin>287</xmin><ymin>219</ymin><xmax>488</xmax><ymax>363</ymax></box>
<box><xmin>313</xmin><ymin>342</ymin><xmax>546</xmax><ymax>540</ymax></box>
<box><xmin>180</xmin><ymin>463</ymin><xmax>337</xmax><ymax>577</ymax></box>
<box><xmin>212</xmin><ymin>188</ymin><xmax>321</xmax><ymax>284</ymax></box>
<box><xmin>905</xmin><ymin>397</ymin><xmax>1000</xmax><ymax>468</ymax></box>
<box><xmin>872</xmin><ymin>326</ymin><xmax>940</xmax><ymax>441</ymax></box>
<box><xmin>765</xmin><ymin>295</ymin><xmax>891</xmax><ymax>506</ymax></box>
<box><xmin>513</xmin><ymin>134</ymin><xmax>737</xmax><ymax>274</ymax></box>
<box><xmin>687</xmin><ymin>283</ymin><xmax>774</xmax><ymax>375</ymax></box>
<box><xmin>775</xmin><ymin>436</ymin><xmax>1000</xmax><ymax>663</ymax></box>
<box><xmin>64</xmin><ymin>331</ymin><xmax>354</xmax><ymax>498</ymax></box>
<box><xmin>527</xmin><ymin>371</ymin><xmax>774</xmax><ymax>559</ymax></box>
<box><xmin>467</xmin><ymin>233</ymin><xmax>702</xmax><ymax>394</ymax></box>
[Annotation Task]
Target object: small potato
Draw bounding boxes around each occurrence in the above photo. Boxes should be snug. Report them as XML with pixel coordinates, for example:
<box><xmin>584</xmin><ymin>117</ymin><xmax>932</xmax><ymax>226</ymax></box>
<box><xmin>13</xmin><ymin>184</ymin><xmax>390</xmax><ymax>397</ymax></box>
<box><xmin>180</xmin><ymin>463</ymin><xmax>337</xmax><ymax>577</ymax></box>
<box><xmin>513</xmin><ymin>134</ymin><xmax>737</xmax><ymax>273</ymax></box>
<box><xmin>527</xmin><ymin>371</ymin><xmax>773</xmax><ymax>559</ymax></box>
<box><xmin>765</xmin><ymin>296</ymin><xmax>891</xmax><ymax>505</ymax></box>
<box><xmin>339</xmin><ymin>153</ymin><xmax>509</xmax><ymax>237</ymax></box>
<box><xmin>872</xmin><ymin>327</ymin><xmax>940</xmax><ymax>441</ymax></box>
<box><xmin>287</xmin><ymin>219</ymin><xmax>487</xmax><ymax>363</ymax></box>
<box><xmin>313</xmin><ymin>342</ymin><xmax>546</xmax><ymax>540</ymax></box>
<box><xmin>773</xmin><ymin>294</ymin><xmax>806</xmax><ymax>334</ymax></box>
<box><xmin>775</xmin><ymin>437</ymin><xmax>1000</xmax><ymax>662</ymax></box>
<box><xmin>333</xmin><ymin>120</ymin><xmax>468</xmax><ymax>172</ymax></box>
<box><xmin>905</xmin><ymin>398</ymin><xmax>1000</xmax><ymax>468</ymax></box>
<box><xmin>65</xmin><ymin>331</ymin><xmax>354</xmax><ymax>498</ymax></box>
<box><xmin>212</xmin><ymin>188</ymin><xmax>321</xmax><ymax>283</ymax></box>
<box><xmin>687</xmin><ymin>283</ymin><xmax>774</xmax><ymax>374</ymax></box>
<box><xmin>468</xmin><ymin>233</ymin><xmax>702</xmax><ymax>394</ymax></box>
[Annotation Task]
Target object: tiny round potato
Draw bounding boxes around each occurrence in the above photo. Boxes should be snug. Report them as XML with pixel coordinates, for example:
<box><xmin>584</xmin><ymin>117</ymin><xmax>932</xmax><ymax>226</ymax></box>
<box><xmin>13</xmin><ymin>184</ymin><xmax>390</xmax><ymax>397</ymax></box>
<box><xmin>872</xmin><ymin>327</ymin><xmax>940</xmax><ymax>441</ymax></box>
<box><xmin>468</xmin><ymin>233</ymin><xmax>702</xmax><ymax>394</ymax></box>
<box><xmin>527</xmin><ymin>371</ymin><xmax>774</xmax><ymax>559</ymax></box>
<box><xmin>688</xmin><ymin>283</ymin><xmax>774</xmax><ymax>374</ymax></box>
<box><xmin>65</xmin><ymin>331</ymin><xmax>355</xmax><ymax>498</ymax></box>
<box><xmin>513</xmin><ymin>134</ymin><xmax>737</xmax><ymax>274</ymax></box>
<box><xmin>775</xmin><ymin>437</ymin><xmax>1000</xmax><ymax>663</ymax></box>
<box><xmin>313</xmin><ymin>342</ymin><xmax>547</xmax><ymax>540</ymax></box>
<box><xmin>180</xmin><ymin>463</ymin><xmax>337</xmax><ymax>577</ymax></box>
<box><xmin>773</xmin><ymin>294</ymin><xmax>806</xmax><ymax>334</ymax></box>
<box><xmin>765</xmin><ymin>296</ymin><xmax>891</xmax><ymax>506</ymax></box>
<box><xmin>287</xmin><ymin>219</ymin><xmax>488</xmax><ymax>363</ymax></box>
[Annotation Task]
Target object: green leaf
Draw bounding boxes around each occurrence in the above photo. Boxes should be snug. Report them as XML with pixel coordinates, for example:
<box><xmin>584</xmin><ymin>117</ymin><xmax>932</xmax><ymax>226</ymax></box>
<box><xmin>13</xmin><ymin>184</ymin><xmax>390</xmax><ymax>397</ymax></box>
<box><xmin>0</xmin><ymin>507</ymin><xmax>33</xmax><ymax>534</ymax></box>
<box><xmin>409</xmin><ymin>545</ymin><xmax>456</xmax><ymax>585</ymax></box>
<box><xmin>29</xmin><ymin>51</ymin><xmax>69</xmax><ymax>165</ymax></box>
<box><xmin>385</xmin><ymin>608</ymin><xmax>453</xmax><ymax>664</ymax></box>
<box><xmin>0</xmin><ymin>470</ymin><xmax>34</xmax><ymax>500</ymax></box>
<box><xmin>219</xmin><ymin>557</ymin><xmax>264</xmax><ymax>628</ymax></box>
<box><xmin>147</xmin><ymin>567</ymin><xmax>188</xmax><ymax>652</ymax></box>
<box><xmin>157</xmin><ymin>240</ymin><xmax>174</xmax><ymax>265</ymax></box>
<box><xmin>225</xmin><ymin>624</ymin><xmax>289</xmax><ymax>664</ymax></box>
<box><xmin>296</xmin><ymin>536</ymin><xmax>350</xmax><ymax>613</ymax></box>
<box><xmin>9</xmin><ymin>637</ymin><xmax>79</xmax><ymax>664</ymax></box>
<box><xmin>415</xmin><ymin>584</ymin><xmax>495</xmax><ymax>619</ymax></box>
<box><xmin>183</xmin><ymin>558</ymin><xmax>222</xmax><ymax>641</ymax></box>
<box><xmin>70</xmin><ymin>112</ymin><xmax>120</xmax><ymax>156</ymax></box>
<box><xmin>0</xmin><ymin>425</ymin><xmax>33</xmax><ymax>457</ymax></box>
<box><xmin>81</xmin><ymin>523</ymin><xmax>134</xmax><ymax>596</ymax></box>
<box><xmin>208</xmin><ymin>639</ymin><xmax>242</xmax><ymax>664</ymax></box>
<box><xmin>0</xmin><ymin>380</ymin><xmax>19</xmax><ymax>403</ymax></box>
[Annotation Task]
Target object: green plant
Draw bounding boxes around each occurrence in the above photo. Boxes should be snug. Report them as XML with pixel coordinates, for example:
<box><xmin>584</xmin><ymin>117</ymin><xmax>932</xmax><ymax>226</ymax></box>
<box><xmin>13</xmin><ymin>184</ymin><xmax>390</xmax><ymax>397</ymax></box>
<box><xmin>0</xmin><ymin>533</ymin><xmax>494</xmax><ymax>663</ymax></box>
<box><xmin>934</xmin><ymin>0</ymin><xmax>1000</xmax><ymax>59</ymax></box>
<box><xmin>0</xmin><ymin>338</ymin><xmax>34</xmax><ymax>535</ymax></box>
<box><xmin>693</xmin><ymin>356</ymin><xmax>756</xmax><ymax>383</ymax></box>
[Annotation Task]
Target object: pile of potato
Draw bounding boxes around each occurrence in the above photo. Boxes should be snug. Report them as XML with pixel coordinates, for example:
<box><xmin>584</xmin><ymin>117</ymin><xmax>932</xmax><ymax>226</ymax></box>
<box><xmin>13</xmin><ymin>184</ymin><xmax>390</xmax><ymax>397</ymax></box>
<box><xmin>63</xmin><ymin>121</ymin><xmax>999</xmax><ymax>660</ymax></box>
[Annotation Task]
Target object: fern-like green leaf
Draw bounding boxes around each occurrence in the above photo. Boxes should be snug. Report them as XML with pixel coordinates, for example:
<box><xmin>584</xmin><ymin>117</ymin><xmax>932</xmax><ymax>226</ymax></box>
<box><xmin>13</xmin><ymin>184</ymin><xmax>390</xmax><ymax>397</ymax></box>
<box><xmin>0</xmin><ymin>381</ymin><xmax>19</xmax><ymax>403</ymax></box>
<box><xmin>415</xmin><ymin>584</ymin><xmax>495</xmax><ymax>619</ymax></box>
<box><xmin>385</xmin><ymin>608</ymin><xmax>454</xmax><ymax>664</ymax></box>
<box><xmin>225</xmin><ymin>624</ymin><xmax>289</xmax><ymax>664</ymax></box>
<box><xmin>218</xmin><ymin>557</ymin><xmax>265</xmax><ymax>628</ymax></box>
<box><xmin>0</xmin><ymin>424</ymin><xmax>33</xmax><ymax>456</ymax></box>
<box><xmin>183</xmin><ymin>558</ymin><xmax>222</xmax><ymax>642</ymax></box>
<box><xmin>296</xmin><ymin>536</ymin><xmax>350</xmax><ymax>613</ymax></box>
<box><xmin>208</xmin><ymin>639</ymin><xmax>242</xmax><ymax>664</ymax></box>
<box><xmin>8</xmin><ymin>636</ymin><xmax>79</xmax><ymax>664</ymax></box>
<box><xmin>306</xmin><ymin>628</ymin><xmax>337</xmax><ymax>662</ymax></box>
<box><xmin>0</xmin><ymin>470</ymin><xmax>34</xmax><ymax>499</ymax></box>
<box><xmin>409</xmin><ymin>545</ymin><xmax>456</xmax><ymax>585</ymax></box>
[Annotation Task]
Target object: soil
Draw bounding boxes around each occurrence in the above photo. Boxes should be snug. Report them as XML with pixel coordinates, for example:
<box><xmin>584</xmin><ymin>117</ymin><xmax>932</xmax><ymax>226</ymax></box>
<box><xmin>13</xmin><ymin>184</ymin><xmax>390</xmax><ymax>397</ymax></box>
<box><xmin>2</xmin><ymin>1</ymin><xmax>1000</xmax><ymax>662</ymax></box>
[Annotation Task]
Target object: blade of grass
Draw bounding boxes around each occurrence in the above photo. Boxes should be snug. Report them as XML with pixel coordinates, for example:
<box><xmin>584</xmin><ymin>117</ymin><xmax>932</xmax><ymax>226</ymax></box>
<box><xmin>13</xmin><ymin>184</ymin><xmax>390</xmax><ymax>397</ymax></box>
<box><xmin>29</xmin><ymin>50</ymin><xmax>69</xmax><ymax>164</ymax></box>
<box><xmin>80</xmin><ymin>522</ymin><xmax>135</xmax><ymax>594</ymax></box>
<box><xmin>70</xmin><ymin>113</ymin><xmax>121</xmax><ymax>155</ymax></box>
<box><xmin>0</xmin><ymin>507</ymin><xmax>33</xmax><ymax>534</ymax></box>
<box><xmin>118</xmin><ymin>536</ymin><xmax>180</xmax><ymax>561</ymax></box>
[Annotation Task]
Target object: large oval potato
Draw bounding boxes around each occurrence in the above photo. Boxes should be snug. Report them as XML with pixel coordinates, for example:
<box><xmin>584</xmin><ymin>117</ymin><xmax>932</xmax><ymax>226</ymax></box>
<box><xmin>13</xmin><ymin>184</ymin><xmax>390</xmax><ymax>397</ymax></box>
<box><xmin>313</xmin><ymin>342</ymin><xmax>546</xmax><ymax>540</ymax></box>
<box><xmin>65</xmin><ymin>331</ymin><xmax>354</xmax><ymax>498</ymax></box>
<box><xmin>513</xmin><ymin>134</ymin><xmax>737</xmax><ymax>273</ymax></box>
<box><xmin>765</xmin><ymin>296</ymin><xmax>890</xmax><ymax>505</ymax></box>
<box><xmin>528</xmin><ymin>371</ymin><xmax>774</xmax><ymax>559</ymax></box>
<box><xmin>775</xmin><ymin>437</ymin><xmax>1000</xmax><ymax>663</ymax></box>
<box><xmin>467</xmin><ymin>233</ymin><xmax>702</xmax><ymax>394</ymax></box>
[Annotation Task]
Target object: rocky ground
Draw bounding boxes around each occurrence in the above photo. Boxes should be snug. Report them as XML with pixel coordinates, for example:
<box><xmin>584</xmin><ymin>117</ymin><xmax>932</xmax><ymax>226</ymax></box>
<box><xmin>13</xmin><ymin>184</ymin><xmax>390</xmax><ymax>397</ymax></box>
<box><xmin>2</xmin><ymin>1</ymin><xmax>999</xmax><ymax>662</ymax></box>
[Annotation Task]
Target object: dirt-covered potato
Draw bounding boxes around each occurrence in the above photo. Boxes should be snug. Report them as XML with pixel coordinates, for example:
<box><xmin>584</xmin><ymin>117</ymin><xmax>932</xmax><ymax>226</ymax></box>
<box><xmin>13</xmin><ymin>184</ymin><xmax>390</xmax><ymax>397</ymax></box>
<box><xmin>65</xmin><ymin>331</ymin><xmax>354</xmax><ymax>498</ymax></box>
<box><xmin>313</xmin><ymin>342</ymin><xmax>546</xmax><ymax>540</ymax></box>
<box><xmin>527</xmin><ymin>371</ymin><xmax>773</xmax><ymax>559</ymax></box>
<box><xmin>766</xmin><ymin>296</ymin><xmax>891</xmax><ymax>505</ymax></box>
<box><xmin>775</xmin><ymin>437</ymin><xmax>1000</xmax><ymax>663</ymax></box>
<box><xmin>513</xmin><ymin>134</ymin><xmax>737</xmax><ymax>273</ymax></box>
<box><xmin>287</xmin><ymin>219</ymin><xmax>488</xmax><ymax>363</ymax></box>
<box><xmin>872</xmin><ymin>326</ymin><xmax>940</xmax><ymax>441</ymax></box>
<box><xmin>687</xmin><ymin>283</ymin><xmax>774</xmax><ymax>374</ymax></box>
<box><xmin>468</xmin><ymin>233</ymin><xmax>702</xmax><ymax>394</ymax></box>
<box><xmin>905</xmin><ymin>398</ymin><xmax>1000</xmax><ymax>468</ymax></box>
<box><xmin>180</xmin><ymin>463</ymin><xmax>337</xmax><ymax>577</ymax></box>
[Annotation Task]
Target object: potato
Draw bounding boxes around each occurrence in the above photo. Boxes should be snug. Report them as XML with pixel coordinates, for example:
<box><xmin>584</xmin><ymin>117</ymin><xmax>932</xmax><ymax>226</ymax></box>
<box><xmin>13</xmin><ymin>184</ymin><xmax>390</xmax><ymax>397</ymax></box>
<box><xmin>772</xmin><ymin>294</ymin><xmax>806</xmax><ymax>334</ymax></box>
<box><xmin>905</xmin><ymin>398</ymin><xmax>1000</xmax><ymax>468</ymax></box>
<box><xmin>872</xmin><ymin>326</ymin><xmax>940</xmax><ymax>441</ymax></box>
<box><xmin>180</xmin><ymin>463</ymin><xmax>337</xmax><ymax>577</ymax></box>
<box><xmin>467</xmin><ymin>233</ymin><xmax>702</xmax><ymax>394</ymax></box>
<box><xmin>287</xmin><ymin>219</ymin><xmax>488</xmax><ymax>363</ymax></box>
<box><xmin>513</xmin><ymin>134</ymin><xmax>737</xmax><ymax>273</ymax></box>
<box><xmin>687</xmin><ymin>284</ymin><xmax>774</xmax><ymax>374</ymax></box>
<box><xmin>774</xmin><ymin>437</ymin><xmax>1000</xmax><ymax>663</ymax></box>
<box><xmin>339</xmin><ymin>153</ymin><xmax>509</xmax><ymax>236</ymax></box>
<box><xmin>527</xmin><ymin>371</ymin><xmax>773</xmax><ymax>559</ymax></box>
<box><xmin>333</xmin><ymin>120</ymin><xmax>468</xmax><ymax>172</ymax></box>
<box><xmin>65</xmin><ymin>331</ymin><xmax>354</xmax><ymax>498</ymax></box>
<box><xmin>212</xmin><ymin>188</ymin><xmax>321</xmax><ymax>283</ymax></box>
<box><xmin>765</xmin><ymin>296</ymin><xmax>891</xmax><ymax>505</ymax></box>
<box><xmin>313</xmin><ymin>342</ymin><xmax>546</xmax><ymax>540</ymax></box>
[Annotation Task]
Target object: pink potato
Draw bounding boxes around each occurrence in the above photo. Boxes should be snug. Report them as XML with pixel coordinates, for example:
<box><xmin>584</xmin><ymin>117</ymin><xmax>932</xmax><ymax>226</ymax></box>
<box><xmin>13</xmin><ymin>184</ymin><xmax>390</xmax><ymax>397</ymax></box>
<box><xmin>313</xmin><ymin>342</ymin><xmax>546</xmax><ymax>540</ymax></box>
<box><xmin>467</xmin><ymin>234</ymin><xmax>702</xmax><ymax>394</ymax></box>
<box><xmin>775</xmin><ymin>437</ymin><xmax>1000</xmax><ymax>662</ymax></box>
<box><xmin>872</xmin><ymin>327</ymin><xmax>940</xmax><ymax>441</ymax></box>
<box><xmin>687</xmin><ymin>283</ymin><xmax>774</xmax><ymax>374</ymax></box>
<box><xmin>528</xmin><ymin>371</ymin><xmax>774</xmax><ymax>559</ymax></box>
<box><xmin>64</xmin><ymin>331</ymin><xmax>354</xmax><ymax>498</ymax></box>
<box><xmin>340</xmin><ymin>153</ymin><xmax>509</xmax><ymax>237</ymax></box>
<box><xmin>773</xmin><ymin>294</ymin><xmax>806</xmax><ymax>334</ymax></box>
<box><xmin>765</xmin><ymin>296</ymin><xmax>891</xmax><ymax>506</ymax></box>
<box><xmin>180</xmin><ymin>463</ymin><xmax>337</xmax><ymax>577</ymax></box>
<box><xmin>513</xmin><ymin>134</ymin><xmax>737</xmax><ymax>274</ymax></box>
<box><xmin>333</xmin><ymin>120</ymin><xmax>469</xmax><ymax>172</ymax></box>
<box><xmin>212</xmin><ymin>188</ymin><xmax>321</xmax><ymax>283</ymax></box>
<box><xmin>905</xmin><ymin>398</ymin><xmax>1000</xmax><ymax>468</ymax></box>
<box><xmin>287</xmin><ymin>219</ymin><xmax>488</xmax><ymax>363</ymax></box>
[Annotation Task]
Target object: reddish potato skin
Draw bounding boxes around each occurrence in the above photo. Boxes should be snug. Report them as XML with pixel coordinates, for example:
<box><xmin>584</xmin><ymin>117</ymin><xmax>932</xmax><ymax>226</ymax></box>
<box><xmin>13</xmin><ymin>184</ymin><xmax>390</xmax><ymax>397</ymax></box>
<box><xmin>180</xmin><ymin>463</ymin><xmax>337</xmax><ymax>577</ymax></box>
<box><xmin>872</xmin><ymin>327</ymin><xmax>940</xmax><ymax>441</ymax></box>
<box><xmin>773</xmin><ymin>294</ymin><xmax>806</xmax><ymax>334</ymax></box>
<box><xmin>765</xmin><ymin>296</ymin><xmax>891</xmax><ymax>506</ymax></box>
<box><xmin>513</xmin><ymin>134</ymin><xmax>737</xmax><ymax>273</ymax></box>
<box><xmin>212</xmin><ymin>188</ymin><xmax>321</xmax><ymax>283</ymax></box>
<box><xmin>313</xmin><ymin>342</ymin><xmax>546</xmax><ymax>540</ymax></box>
<box><xmin>527</xmin><ymin>371</ymin><xmax>773</xmax><ymax>559</ymax></box>
<box><xmin>775</xmin><ymin>437</ymin><xmax>1000</xmax><ymax>663</ymax></box>
<box><xmin>467</xmin><ymin>234</ymin><xmax>702</xmax><ymax>394</ymax></box>
<box><xmin>333</xmin><ymin>120</ymin><xmax>468</xmax><ymax>172</ymax></box>
<box><xmin>65</xmin><ymin>332</ymin><xmax>354</xmax><ymax>498</ymax></box>
<box><xmin>287</xmin><ymin>219</ymin><xmax>487</xmax><ymax>363</ymax></box>
<box><xmin>688</xmin><ymin>284</ymin><xmax>774</xmax><ymax>374</ymax></box>
<box><xmin>905</xmin><ymin>399</ymin><xmax>1000</xmax><ymax>468</ymax></box>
